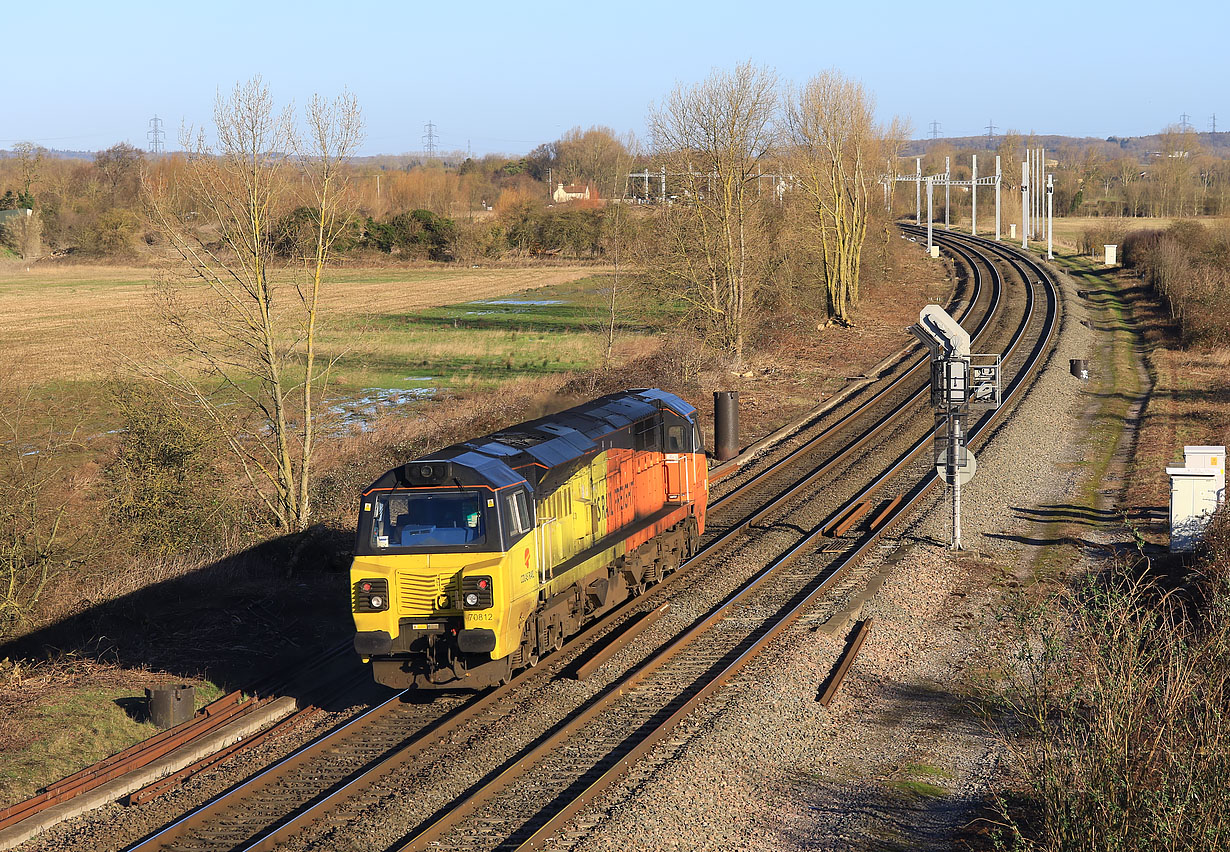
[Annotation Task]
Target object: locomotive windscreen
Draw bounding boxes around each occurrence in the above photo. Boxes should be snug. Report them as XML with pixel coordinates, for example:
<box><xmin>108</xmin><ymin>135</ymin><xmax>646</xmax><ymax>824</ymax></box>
<box><xmin>371</xmin><ymin>491</ymin><xmax>488</xmax><ymax>548</ymax></box>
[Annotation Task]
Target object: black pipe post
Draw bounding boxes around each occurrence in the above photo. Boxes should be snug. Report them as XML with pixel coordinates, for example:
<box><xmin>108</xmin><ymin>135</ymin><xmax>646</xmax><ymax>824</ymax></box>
<box><xmin>714</xmin><ymin>391</ymin><xmax>739</xmax><ymax>462</ymax></box>
<box><xmin>147</xmin><ymin>685</ymin><xmax>195</xmax><ymax>729</ymax></box>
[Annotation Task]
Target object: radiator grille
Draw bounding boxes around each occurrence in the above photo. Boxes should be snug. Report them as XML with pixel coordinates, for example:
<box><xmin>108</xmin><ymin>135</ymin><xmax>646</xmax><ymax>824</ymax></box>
<box><xmin>396</xmin><ymin>572</ymin><xmax>459</xmax><ymax>616</ymax></box>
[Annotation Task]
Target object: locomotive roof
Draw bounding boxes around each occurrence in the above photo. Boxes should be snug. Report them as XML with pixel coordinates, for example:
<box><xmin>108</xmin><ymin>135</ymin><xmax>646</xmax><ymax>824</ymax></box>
<box><xmin>363</xmin><ymin>389</ymin><xmax>696</xmax><ymax>496</ymax></box>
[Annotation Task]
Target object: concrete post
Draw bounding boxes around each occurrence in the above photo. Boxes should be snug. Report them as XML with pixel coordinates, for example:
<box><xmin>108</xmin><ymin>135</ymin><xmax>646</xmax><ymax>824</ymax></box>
<box><xmin>944</xmin><ymin>156</ymin><xmax>950</xmax><ymax>230</ymax></box>
<box><xmin>971</xmin><ymin>154</ymin><xmax>978</xmax><ymax>236</ymax></box>
<box><xmin>926</xmin><ymin>175</ymin><xmax>934</xmax><ymax>252</ymax></box>
<box><xmin>916</xmin><ymin>158</ymin><xmax>921</xmax><ymax>223</ymax></box>
<box><xmin>1047</xmin><ymin>174</ymin><xmax>1054</xmax><ymax>259</ymax></box>
<box><xmin>995</xmin><ymin>156</ymin><xmax>1001</xmax><ymax>241</ymax></box>
<box><xmin>1021</xmin><ymin>160</ymin><xmax>1029</xmax><ymax>250</ymax></box>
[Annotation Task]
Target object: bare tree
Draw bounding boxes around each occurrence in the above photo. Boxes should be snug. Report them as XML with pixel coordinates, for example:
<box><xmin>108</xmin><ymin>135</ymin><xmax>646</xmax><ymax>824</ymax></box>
<box><xmin>599</xmin><ymin>132</ymin><xmax>641</xmax><ymax>367</ymax></box>
<box><xmin>11</xmin><ymin>142</ymin><xmax>44</xmax><ymax>198</ymax></box>
<box><xmin>555</xmin><ymin>126</ymin><xmax>629</xmax><ymax>199</ymax></box>
<box><xmin>290</xmin><ymin>92</ymin><xmax>364</xmax><ymax>527</ymax></box>
<box><xmin>94</xmin><ymin>142</ymin><xmax>145</xmax><ymax>203</ymax></box>
<box><xmin>1155</xmin><ymin>125</ymin><xmax>1200</xmax><ymax>217</ymax></box>
<box><xmin>648</xmin><ymin>62</ymin><xmax>779</xmax><ymax>365</ymax></box>
<box><xmin>785</xmin><ymin>70</ymin><xmax>902</xmax><ymax>325</ymax></box>
<box><xmin>0</xmin><ymin>390</ymin><xmax>88</xmax><ymax>633</ymax></box>
<box><xmin>144</xmin><ymin>77</ymin><xmax>362</xmax><ymax>531</ymax></box>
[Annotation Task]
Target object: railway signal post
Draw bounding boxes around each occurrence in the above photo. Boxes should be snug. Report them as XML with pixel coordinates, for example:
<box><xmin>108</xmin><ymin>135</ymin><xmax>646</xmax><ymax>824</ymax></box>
<box><xmin>910</xmin><ymin>304</ymin><xmax>1001</xmax><ymax>549</ymax></box>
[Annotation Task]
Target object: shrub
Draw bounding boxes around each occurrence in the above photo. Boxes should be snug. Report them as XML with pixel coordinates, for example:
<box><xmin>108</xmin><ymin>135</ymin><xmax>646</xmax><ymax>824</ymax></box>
<box><xmin>990</xmin><ymin>535</ymin><xmax>1230</xmax><ymax>851</ymax></box>
<box><xmin>0</xmin><ymin>396</ymin><xmax>91</xmax><ymax>635</ymax></box>
<box><xmin>361</xmin><ymin>209</ymin><xmax>456</xmax><ymax>260</ymax></box>
<box><xmin>1121</xmin><ymin>222</ymin><xmax>1230</xmax><ymax>347</ymax></box>
<box><xmin>79</xmin><ymin>208</ymin><xmax>141</xmax><ymax>257</ymax></box>
<box><xmin>103</xmin><ymin>384</ymin><xmax>235</xmax><ymax>557</ymax></box>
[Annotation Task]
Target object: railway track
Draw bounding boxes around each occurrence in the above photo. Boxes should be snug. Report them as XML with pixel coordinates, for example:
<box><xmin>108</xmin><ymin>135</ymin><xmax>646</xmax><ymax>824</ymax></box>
<box><xmin>378</xmin><ymin>231</ymin><xmax>1059</xmax><ymax>852</ymax></box>
<box><xmin>109</xmin><ymin>230</ymin><xmax>1056</xmax><ymax>852</ymax></box>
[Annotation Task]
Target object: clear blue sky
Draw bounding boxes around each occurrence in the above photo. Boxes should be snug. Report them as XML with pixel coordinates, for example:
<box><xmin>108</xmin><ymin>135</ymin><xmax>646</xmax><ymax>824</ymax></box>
<box><xmin>5</xmin><ymin>0</ymin><xmax>1225</xmax><ymax>156</ymax></box>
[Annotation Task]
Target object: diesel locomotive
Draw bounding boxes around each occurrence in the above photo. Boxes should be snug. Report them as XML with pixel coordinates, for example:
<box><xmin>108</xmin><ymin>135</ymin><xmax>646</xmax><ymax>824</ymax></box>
<box><xmin>349</xmin><ymin>389</ymin><xmax>709</xmax><ymax>689</ymax></box>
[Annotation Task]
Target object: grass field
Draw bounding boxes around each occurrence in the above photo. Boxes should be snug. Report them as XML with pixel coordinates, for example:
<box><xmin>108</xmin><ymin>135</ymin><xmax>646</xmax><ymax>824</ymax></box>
<box><xmin>1048</xmin><ymin>215</ymin><xmax>1230</xmax><ymax>253</ymax></box>
<box><xmin>0</xmin><ymin>263</ymin><xmax>615</xmax><ymax>387</ymax></box>
<box><xmin>321</xmin><ymin>274</ymin><xmax>670</xmax><ymax>425</ymax></box>
<box><xmin>0</xmin><ymin>260</ymin><xmax>656</xmax><ymax>503</ymax></box>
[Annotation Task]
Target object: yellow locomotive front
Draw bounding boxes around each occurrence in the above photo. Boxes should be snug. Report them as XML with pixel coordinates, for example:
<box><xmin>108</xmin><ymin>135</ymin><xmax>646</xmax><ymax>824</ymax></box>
<box><xmin>351</xmin><ymin>457</ymin><xmax>540</xmax><ymax>689</ymax></box>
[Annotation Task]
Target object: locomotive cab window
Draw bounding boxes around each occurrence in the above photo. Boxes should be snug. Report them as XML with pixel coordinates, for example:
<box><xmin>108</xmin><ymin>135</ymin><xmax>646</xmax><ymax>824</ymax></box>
<box><xmin>633</xmin><ymin>416</ymin><xmax>661</xmax><ymax>451</ymax></box>
<box><xmin>666</xmin><ymin>425</ymin><xmax>686</xmax><ymax>452</ymax></box>
<box><xmin>371</xmin><ymin>491</ymin><xmax>487</xmax><ymax>549</ymax></box>
<box><xmin>505</xmin><ymin>489</ymin><xmax>533</xmax><ymax>537</ymax></box>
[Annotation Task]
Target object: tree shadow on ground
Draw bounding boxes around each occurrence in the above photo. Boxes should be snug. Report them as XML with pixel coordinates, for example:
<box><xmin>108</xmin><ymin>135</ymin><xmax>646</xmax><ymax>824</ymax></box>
<box><xmin>1011</xmin><ymin>503</ymin><xmax>1120</xmax><ymax>527</ymax></box>
<box><xmin>0</xmin><ymin>526</ymin><xmax>390</xmax><ymax>711</ymax></box>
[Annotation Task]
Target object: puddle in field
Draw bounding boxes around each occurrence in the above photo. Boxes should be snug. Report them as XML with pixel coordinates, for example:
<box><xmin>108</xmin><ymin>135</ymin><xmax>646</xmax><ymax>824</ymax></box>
<box><xmin>475</xmin><ymin>299</ymin><xmax>564</xmax><ymax>306</ymax></box>
<box><xmin>328</xmin><ymin>380</ymin><xmax>438</xmax><ymax>432</ymax></box>
<box><xmin>461</xmin><ymin>298</ymin><xmax>568</xmax><ymax>316</ymax></box>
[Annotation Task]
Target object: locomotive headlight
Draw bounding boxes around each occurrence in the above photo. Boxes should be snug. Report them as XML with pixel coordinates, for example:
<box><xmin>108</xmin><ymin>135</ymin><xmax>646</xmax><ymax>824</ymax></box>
<box><xmin>355</xmin><ymin>578</ymin><xmax>389</xmax><ymax>612</ymax></box>
<box><xmin>461</xmin><ymin>575</ymin><xmax>493</xmax><ymax>609</ymax></box>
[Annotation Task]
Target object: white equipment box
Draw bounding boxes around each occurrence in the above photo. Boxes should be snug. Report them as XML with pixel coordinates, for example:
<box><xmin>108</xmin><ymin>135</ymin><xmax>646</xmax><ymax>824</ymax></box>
<box><xmin>1167</xmin><ymin>445</ymin><xmax>1226</xmax><ymax>553</ymax></box>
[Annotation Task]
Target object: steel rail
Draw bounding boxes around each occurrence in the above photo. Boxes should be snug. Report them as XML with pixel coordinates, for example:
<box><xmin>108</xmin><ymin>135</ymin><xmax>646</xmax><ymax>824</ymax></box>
<box><xmin>226</xmin><ymin>244</ymin><xmax>1002</xmax><ymax>852</ymax></box>
<box><xmin>818</xmin><ymin>618</ymin><xmax>874</xmax><ymax>707</ymax></box>
<box><xmin>697</xmin><ymin>239</ymin><xmax>1000</xmax><ymax>557</ymax></box>
<box><xmin>707</xmin><ymin>246</ymin><xmax>992</xmax><ymax>516</ymax></box>
<box><xmin>0</xmin><ymin>639</ymin><xmax>358</xmax><ymax>835</ymax></box>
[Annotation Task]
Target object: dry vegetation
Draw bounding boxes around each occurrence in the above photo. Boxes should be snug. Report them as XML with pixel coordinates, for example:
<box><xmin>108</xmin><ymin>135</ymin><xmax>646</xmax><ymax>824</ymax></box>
<box><xmin>979</xmin><ymin>223</ymin><xmax>1230</xmax><ymax>850</ymax></box>
<box><xmin>989</xmin><ymin>529</ymin><xmax>1230</xmax><ymax>851</ymax></box>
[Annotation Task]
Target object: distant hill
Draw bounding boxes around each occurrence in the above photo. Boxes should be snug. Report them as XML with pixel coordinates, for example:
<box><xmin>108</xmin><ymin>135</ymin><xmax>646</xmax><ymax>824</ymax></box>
<box><xmin>5</xmin><ymin>131</ymin><xmax>1229</xmax><ymax>164</ymax></box>
<box><xmin>904</xmin><ymin>132</ymin><xmax>1230</xmax><ymax>158</ymax></box>
<box><xmin>0</xmin><ymin>148</ymin><xmax>99</xmax><ymax>161</ymax></box>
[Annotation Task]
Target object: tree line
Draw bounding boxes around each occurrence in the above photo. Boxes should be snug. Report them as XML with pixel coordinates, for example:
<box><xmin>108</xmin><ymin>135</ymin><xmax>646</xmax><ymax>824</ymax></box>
<box><xmin>904</xmin><ymin>126</ymin><xmax>1230</xmax><ymax>225</ymax></box>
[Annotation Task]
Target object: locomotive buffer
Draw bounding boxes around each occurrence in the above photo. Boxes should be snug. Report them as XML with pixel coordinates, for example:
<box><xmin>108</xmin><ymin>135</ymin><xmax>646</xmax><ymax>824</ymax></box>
<box><xmin>909</xmin><ymin>305</ymin><xmax>1001</xmax><ymax>549</ymax></box>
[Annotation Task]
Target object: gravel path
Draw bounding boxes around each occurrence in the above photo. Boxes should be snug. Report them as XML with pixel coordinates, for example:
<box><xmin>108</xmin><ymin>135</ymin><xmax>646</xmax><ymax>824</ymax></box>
<box><xmin>561</xmin><ymin>256</ymin><xmax>1106</xmax><ymax>851</ymax></box>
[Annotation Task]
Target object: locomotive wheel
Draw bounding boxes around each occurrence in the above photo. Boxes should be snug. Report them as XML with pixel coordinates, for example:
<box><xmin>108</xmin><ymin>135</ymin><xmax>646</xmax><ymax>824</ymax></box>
<box><xmin>520</xmin><ymin>621</ymin><xmax>540</xmax><ymax>668</ymax></box>
<box><xmin>686</xmin><ymin>518</ymin><xmax>700</xmax><ymax>558</ymax></box>
<box><xmin>496</xmin><ymin>656</ymin><xmax>515</xmax><ymax>686</ymax></box>
<box><xmin>538</xmin><ymin>622</ymin><xmax>562</xmax><ymax>654</ymax></box>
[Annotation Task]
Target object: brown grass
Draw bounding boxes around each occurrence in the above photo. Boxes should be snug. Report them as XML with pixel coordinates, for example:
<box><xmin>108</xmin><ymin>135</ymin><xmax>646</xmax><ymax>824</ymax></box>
<box><xmin>1049</xmin><ymin>216</ymin><xmax>1225</xmax><ymax>252</ymax></box>
<box><xmin>0</xmin><ymin>263</ymin><xmax>610</xmax><ymax>386</ymax></box>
